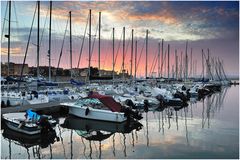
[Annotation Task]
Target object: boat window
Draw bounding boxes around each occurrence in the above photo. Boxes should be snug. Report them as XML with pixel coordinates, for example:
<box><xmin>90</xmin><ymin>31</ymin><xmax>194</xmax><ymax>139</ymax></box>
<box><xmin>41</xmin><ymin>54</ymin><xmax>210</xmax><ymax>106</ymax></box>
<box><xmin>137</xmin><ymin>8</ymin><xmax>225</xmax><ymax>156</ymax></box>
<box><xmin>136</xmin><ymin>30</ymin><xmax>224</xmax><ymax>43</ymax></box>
<box><xmin>75</xmin><ymin>98</ymin><xmax>102</xmax><ymax>106</ymax></box>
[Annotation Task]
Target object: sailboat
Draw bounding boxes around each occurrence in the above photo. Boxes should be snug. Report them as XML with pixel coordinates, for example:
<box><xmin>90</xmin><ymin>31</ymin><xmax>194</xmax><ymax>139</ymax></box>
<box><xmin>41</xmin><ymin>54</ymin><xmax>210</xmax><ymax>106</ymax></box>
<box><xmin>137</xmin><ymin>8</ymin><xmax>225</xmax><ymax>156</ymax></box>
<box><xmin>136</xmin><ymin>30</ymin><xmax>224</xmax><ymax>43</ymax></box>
<box><xmin>1</xmin><ymin>1</ymin><xmax>49</xmax><ymax>107</ymax></box>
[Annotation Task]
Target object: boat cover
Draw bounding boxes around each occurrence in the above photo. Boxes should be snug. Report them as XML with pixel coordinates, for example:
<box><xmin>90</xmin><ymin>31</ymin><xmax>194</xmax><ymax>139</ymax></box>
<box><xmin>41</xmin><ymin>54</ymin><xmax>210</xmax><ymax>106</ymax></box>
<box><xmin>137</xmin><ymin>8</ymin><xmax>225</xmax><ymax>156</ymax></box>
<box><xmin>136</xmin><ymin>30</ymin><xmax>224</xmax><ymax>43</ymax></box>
<box><xmin>26</xmin><ymin>109</ymin><xmax>41</xmax><ymax>121</ymax></box>
<box><xmin>88</xmin><ymin>92</ymin><xmax>122</xmax><ymax>112</ymax></box>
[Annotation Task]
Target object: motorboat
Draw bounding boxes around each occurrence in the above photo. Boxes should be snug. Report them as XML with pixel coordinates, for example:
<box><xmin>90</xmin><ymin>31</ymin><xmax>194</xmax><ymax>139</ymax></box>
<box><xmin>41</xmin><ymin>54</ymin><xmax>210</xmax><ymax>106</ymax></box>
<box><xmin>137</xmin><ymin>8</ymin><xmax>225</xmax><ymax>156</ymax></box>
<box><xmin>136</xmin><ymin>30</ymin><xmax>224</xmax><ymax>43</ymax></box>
<box><xmin>61</xmin><ymin>92</ymin><xmax>142</xmax><ymax>123</ymax></box>
<box><xmin>2</xmin><ymin>110</ymin><xmax>57</xmax><ymax>135</ymax></box>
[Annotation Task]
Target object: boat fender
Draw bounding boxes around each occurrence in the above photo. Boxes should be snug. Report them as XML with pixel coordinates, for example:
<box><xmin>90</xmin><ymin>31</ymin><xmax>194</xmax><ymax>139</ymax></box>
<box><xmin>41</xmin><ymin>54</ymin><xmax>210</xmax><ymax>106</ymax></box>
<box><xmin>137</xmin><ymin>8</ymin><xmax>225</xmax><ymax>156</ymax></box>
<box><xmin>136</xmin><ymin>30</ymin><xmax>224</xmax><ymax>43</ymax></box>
<box><xmin>6</xmin><ymin>100</ymin><xmax>10</xmax><ymax>107</ymax></box>
<box><xmin>1</xmin><ymin>101</ymin><xmax>5</xmax><ymax>108</ymax></box>
<box><xmin>85</xmin><ymin>108</ymin><xmax>90</xmax><ymax>115</ymax></box>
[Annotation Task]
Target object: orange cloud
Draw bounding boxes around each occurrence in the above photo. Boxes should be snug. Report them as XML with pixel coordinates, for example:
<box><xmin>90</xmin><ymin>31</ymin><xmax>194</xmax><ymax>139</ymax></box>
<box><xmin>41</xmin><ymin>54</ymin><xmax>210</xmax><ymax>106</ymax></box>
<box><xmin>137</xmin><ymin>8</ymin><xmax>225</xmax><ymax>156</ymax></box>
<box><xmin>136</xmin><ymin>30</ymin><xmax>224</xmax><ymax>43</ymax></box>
<box><xmin>1</xmin><ymin>47</ymin><xmax>23</xmax><ymax>56</ymax></box>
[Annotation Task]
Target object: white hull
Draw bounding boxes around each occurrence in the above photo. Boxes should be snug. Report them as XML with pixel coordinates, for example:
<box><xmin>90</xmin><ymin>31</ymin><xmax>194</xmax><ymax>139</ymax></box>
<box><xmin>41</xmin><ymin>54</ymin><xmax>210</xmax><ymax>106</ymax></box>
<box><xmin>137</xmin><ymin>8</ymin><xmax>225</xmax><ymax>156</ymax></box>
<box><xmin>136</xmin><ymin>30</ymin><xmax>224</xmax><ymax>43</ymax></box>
<box><xmin>62</xmin><ymin>103</ymin><xmax>127</xmax><ymax>123</ymax></box>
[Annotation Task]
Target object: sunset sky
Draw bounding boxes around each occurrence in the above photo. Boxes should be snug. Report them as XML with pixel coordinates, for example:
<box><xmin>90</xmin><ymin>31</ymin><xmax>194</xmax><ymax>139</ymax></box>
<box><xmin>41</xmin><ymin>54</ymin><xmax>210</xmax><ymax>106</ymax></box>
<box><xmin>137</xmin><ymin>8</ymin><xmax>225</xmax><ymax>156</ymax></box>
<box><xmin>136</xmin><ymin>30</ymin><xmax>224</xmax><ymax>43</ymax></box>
<box><xmin>1</xmin><ymin>1</ymin><xmax>239</xmax><ymax>77</ymax></box>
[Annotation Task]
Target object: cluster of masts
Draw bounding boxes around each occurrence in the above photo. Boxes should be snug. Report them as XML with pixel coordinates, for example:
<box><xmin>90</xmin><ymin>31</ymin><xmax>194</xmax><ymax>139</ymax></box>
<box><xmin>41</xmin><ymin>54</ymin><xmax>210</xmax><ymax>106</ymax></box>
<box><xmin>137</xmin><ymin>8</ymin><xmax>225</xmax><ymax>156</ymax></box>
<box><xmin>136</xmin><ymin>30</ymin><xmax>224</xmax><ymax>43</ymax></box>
<box><xmin>4</xmin><ymin>1</ymin><xmax>228</xmax><ymax>84</ymax></box>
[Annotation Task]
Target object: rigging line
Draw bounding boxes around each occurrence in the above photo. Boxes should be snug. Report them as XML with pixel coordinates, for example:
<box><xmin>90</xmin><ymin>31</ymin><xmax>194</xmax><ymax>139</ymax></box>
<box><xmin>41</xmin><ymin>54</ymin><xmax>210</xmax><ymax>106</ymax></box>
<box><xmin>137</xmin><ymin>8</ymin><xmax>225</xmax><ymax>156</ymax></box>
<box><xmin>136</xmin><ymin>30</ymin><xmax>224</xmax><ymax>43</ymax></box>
<box><xmin>1</xmin><ymin>1</ymin><xmax>8</xmax><ymax>42</ymax></box>
<box><xmin>103</xmin><ymin>31</ymin><xmax>113</xmax><ymax>69</ymax></box>
<box><xmin>13</xmin><ymin>1</ymin><xmax>20</xmax><ymax>42</ymax></box>
<box><xmin>90</xmin><ymin>19</ymin><xmax>99</xmax><ymax>62</ymax></box>
<box><xmin>150</xmin><ymin>48</ymin><xmax>158</xmax><ymax>76</ymax></box>
<box><xmin>19</xmin><ymin>2</ymin><xmax>37</xmax><ymax>81</ymax></box>
<box><xmin>149</xmin><ymin>48</ymin><xmax>157</xmax><ymax>74</ymax></box>
<box><xmin>56</xmin><ymin>18</ymin><xmax>69</xmax><ymax>72</ymax></box>
<box><xmin>120</xmin><ymin>33</ymin><xmax>132</xmax><ymax>73</ymax></box>
<box><xmin>203</xmin><ymin>52</ymin><xmax>213</xmax><ymax>80</ymax></box>
<box><xmin>77</xmin><ymin>12</ymin><xmax>89</xmax><ymax>68</ymax></box>
<box><xmin>123</xmin><ymin>33</ymin><xmax>132</xmax><ymax>62</ymax></box>
<box><xmin>114</xmin><ymin>32</ymin><xmax>123</xmax><ymax>67</ymax></box>
<box><xmin>136</xmin><ymin>38</ymin><xmax>146</xmax><ymax>73</ymax></box>
<box><xmin>39</xmin><ymin>5</ymin><xmax>49</xmax><ymax>47</ymax></box>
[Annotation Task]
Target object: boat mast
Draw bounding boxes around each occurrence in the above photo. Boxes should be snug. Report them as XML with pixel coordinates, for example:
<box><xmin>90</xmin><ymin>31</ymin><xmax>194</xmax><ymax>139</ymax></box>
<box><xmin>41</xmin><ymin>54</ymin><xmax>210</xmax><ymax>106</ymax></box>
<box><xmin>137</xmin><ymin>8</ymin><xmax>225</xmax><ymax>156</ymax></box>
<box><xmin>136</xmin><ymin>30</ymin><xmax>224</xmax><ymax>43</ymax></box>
<box><xmin>207</xmin><ymin>48</ymin><xmax>210</xmax><ymax>80</ymax></box>
<box><xmin>202</xmin><ymin>49</ymin><xmax>205</xmax><ymax>79</ymax></box>
<box><xmin>190</xmin><ymin>48</ymin><xmax>192</xmax><ymax>78</ymax></box>
<box><xmin>185</xmin><ymin>40</ymin><xmax>188</xmax><ymax>81</ymax></box>
<box><xmin>7</xmin><ymin>1</ymin><xmax>11</xmax><ymax>77</ymax></box>
<box><xmin>180</xmin><ymin>51</ymin><xmax>183</xmax><ymax>80</ymax></box>
<box><xmin>48</xmin><ymin>1</ymin><xmax>52</xmax><ymax>82</ymax></box>
<box><xmin>134</xmin><ymin>40</ymin><xmax>137</xmax><ymax>82</ymax></box>
<box><xmin>175</xmin><ymin>49</ymin><xmax>178</xmax><ymax>80</ymax></box>
<box><xmin>158</xmin><ymin>42</ymin><xmax>160</xmax><ymax>78</ymax></box>
<box><xmin>130</xmin><ymin>29</ymin><xmax>134</xmax><ymax>80</ymax></box>
<box><xmin>37</xmin><ymin>1</ymin><xmax>40</xmax><ymax>79</ymax></box>
<box><xmin>69</xmin><ymin>11</ymin><xmax>72</xmax><ymax>78</ymax></box>
<box><xmin>112</xmin><ymin>27</ymin><xmax>115</xmax><ymax>84</ymax></box>
<box><xmin>161</xmin><ymin>39</ymin><xmax>164</xmax><ymax>78</ymax></box>
<box><xmin>167</xmin><ymin>44</ymin><xmax>170</xmax><ymax>80</ymax></box>
<box><xmin>122</xmin><ymin>27</ymin><xmax>125</xmax><ymax>80</ymax></box>
<box><xmin>145</xmin><ymin>29</ymin><xmax>148</xmax><ymax>79</ymax></box>
<box><xmin>88</xmin><ymin>9</ymin><xmax>91</xmax><ymax>83</ymax></box>
<box><xmin>98</xmin><ymin>12</ymin><xmax>101</xmax><ymax>74</ymax></box>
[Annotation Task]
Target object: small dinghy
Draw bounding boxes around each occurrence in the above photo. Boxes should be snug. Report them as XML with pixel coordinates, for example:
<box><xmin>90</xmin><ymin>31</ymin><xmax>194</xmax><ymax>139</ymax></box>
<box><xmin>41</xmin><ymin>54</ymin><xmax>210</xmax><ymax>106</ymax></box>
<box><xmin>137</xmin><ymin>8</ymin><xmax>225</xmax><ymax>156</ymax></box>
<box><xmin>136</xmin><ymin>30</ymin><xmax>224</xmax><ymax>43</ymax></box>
<box><xmin>2</xmin><ymin>109</ymin><xmax>57</xmax><ymax>135</ymax></box>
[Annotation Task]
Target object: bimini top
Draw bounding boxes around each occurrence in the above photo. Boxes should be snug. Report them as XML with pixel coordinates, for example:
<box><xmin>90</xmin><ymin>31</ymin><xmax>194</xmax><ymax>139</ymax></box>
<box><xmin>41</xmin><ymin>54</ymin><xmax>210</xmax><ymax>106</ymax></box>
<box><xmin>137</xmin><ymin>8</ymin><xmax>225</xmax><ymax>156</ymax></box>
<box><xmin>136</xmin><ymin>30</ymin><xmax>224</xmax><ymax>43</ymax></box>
<box><xmin>87</xmin><ymin>92</ymin><xmax>122</xmax><ymax>112</ymax></box>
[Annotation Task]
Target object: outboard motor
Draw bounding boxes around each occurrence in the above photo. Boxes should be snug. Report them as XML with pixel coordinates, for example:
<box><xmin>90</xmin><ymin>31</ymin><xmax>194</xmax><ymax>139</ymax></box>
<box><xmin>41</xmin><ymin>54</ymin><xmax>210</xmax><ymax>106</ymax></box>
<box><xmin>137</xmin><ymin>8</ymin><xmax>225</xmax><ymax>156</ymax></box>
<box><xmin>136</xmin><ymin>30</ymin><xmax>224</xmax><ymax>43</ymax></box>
<box><xmin>143</xmin><ymin>99</ymin><xmax>149</xmax><ymax>112</ymax></box>
<box><xmin>122</xmin><ymin>107</ymin><xmax>143</xmax><ymax>120</ymax></box>
<box><xmin>156</xmin><ymin>94</ymin><xmax>165</xmax><ymax>107</ymax></box>
<box><xmin>182</xmin><ymin>85</ymin><xmax>186</xmax><ymax>91</ymax></box>
<box><xmin>174</xmin><ymin>91</ymin><xmax>187</xmax><ymax>102</ymax></box>
<box><xmin>38</xmin><ymin>116</ymin><xmax>54</xmax><ymax>134</ymax></box>
<box><xmin>125</xmin><ymin>99</ymin><xmax>136</xmax><ymax>109</ymax></box>
<box><xmin>186</xmin><ymin>89</ymin><xmax>191</xmax><ymax>100</ymax></box>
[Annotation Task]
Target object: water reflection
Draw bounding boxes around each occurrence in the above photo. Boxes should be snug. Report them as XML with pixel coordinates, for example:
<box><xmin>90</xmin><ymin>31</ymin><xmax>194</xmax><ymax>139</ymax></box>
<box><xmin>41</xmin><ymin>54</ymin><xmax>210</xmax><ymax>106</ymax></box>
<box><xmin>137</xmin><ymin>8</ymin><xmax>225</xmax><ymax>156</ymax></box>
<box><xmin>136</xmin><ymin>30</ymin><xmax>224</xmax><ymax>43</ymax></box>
<box><xmin>2</xmin><ymin>126</ymin><xmax>59</xmax><ymax>159</ymax></box>
<box><xmin>1</xmin><ymin>86</ymin><xmax>238</xmax><ymax>159</ymax></box>
<box><xmin>61</xmin><ymin>116</ymin><xmax>143</xmax><ymax>158</ymax></box>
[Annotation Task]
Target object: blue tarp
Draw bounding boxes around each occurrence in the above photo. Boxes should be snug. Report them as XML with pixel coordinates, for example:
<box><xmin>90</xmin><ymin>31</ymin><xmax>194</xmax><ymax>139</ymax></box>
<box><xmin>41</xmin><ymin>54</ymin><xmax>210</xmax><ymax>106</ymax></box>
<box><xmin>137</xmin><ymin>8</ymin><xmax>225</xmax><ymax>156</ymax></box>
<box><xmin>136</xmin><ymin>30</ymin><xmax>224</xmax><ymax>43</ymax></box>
<box><xmin>70</xmin><ymin>79</ymin><xmax>85</xmax><ymax>86</ymax></box>
<box><xmin>26</xmin><ymin>109</ymin><xmax>41</xmax><ymax>121</ymax></box>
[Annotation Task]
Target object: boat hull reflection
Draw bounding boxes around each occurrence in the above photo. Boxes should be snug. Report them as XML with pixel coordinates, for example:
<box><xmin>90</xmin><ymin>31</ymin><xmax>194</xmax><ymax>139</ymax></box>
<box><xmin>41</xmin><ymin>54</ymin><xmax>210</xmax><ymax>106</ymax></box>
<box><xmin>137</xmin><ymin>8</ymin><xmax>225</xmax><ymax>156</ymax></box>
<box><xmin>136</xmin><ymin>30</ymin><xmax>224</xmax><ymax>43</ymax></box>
<box><xmin>61</xmin><ymin>115</ymin><xmax>143</xmax><ymax>134</ymax></box>
<box><xmin>2</xmin><ymin>127</ymin><xmax>58</xmax><ymax>149</ymax></box>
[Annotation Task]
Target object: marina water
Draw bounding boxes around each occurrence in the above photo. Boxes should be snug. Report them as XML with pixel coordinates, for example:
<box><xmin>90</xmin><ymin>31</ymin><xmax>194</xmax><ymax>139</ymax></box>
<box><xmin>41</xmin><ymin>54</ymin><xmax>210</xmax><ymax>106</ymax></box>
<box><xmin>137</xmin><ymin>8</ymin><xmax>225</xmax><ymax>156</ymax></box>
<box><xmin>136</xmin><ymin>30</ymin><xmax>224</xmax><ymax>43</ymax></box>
<box><xmin>1</xmin><ymin>85</ymin><xmax>239</xmax><ymax>159</ymax></box>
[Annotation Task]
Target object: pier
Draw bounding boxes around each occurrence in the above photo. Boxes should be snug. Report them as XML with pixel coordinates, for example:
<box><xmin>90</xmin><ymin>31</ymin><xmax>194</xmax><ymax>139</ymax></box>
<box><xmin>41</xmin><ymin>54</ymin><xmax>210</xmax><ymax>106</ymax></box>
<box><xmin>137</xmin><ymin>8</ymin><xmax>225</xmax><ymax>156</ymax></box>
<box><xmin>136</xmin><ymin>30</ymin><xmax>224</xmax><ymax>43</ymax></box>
<box><xmin>1</xmin><ymin>100</ymin><xmax>74</xmax><ymax>114</ymax></box>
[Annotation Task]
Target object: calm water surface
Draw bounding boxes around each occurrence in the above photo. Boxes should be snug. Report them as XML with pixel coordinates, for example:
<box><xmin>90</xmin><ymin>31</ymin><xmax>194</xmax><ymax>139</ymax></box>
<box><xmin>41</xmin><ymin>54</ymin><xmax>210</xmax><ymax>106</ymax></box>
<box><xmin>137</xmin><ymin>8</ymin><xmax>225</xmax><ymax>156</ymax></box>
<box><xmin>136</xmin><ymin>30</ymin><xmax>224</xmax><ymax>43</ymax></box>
<box><xmin>1</xmin><ymin>86</ymin><xmax>239</xmax><ymax>159</ymax></box>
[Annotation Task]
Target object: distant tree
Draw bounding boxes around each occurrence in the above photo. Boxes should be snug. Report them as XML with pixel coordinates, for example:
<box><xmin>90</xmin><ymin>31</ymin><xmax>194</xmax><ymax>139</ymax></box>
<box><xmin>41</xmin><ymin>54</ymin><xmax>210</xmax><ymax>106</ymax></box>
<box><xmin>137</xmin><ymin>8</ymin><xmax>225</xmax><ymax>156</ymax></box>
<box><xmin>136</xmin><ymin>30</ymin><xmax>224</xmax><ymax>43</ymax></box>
<box><xmin>63</xmin><ymin>69</ymin><xmax>70</xmax><ymax>76</ymax></box>
<box><xmin>90</xmin><ymin>67</ymin><xmax>99</xmax><ymax>76</ymax></box>
<box><xmin>56</xmin><ymin>69</ymin><xmax>63</xmax><ymax>76</ymax></box>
